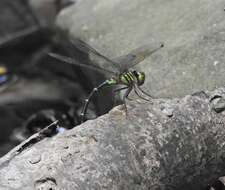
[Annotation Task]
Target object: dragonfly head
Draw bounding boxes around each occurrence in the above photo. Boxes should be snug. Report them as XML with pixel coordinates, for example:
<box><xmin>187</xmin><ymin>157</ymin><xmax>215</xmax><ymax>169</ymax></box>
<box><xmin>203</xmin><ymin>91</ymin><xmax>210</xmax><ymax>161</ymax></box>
<box><xmin>133</xmin><ymin>71</ymin><xmax>145</xmax><ymax>86</ymax></box>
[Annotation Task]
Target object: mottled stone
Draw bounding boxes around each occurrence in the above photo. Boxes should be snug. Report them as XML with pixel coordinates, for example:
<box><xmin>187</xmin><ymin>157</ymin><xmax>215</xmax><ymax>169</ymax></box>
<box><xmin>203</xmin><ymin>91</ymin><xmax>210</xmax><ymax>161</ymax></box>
<box><xmin>0</xmin><ymin>87</ymin><xmax>225</xmax><ymax>189</ymax></box>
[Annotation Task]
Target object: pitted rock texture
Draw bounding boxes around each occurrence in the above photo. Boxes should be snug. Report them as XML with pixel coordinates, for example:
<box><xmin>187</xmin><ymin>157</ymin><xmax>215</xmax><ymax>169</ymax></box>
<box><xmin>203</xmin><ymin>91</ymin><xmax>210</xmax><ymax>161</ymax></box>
<box><xmin>0</xmin><ymin>87</ymin><xmax>225</xmax><ymax>189</ymax></box>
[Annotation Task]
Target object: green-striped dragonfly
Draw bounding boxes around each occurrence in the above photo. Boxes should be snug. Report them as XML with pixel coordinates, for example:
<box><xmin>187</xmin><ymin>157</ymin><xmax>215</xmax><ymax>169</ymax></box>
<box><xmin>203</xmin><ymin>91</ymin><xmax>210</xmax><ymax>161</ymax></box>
<box><xmin>49</xmin><ymin>39</ymin><xmax>164</xmax><ymax>122</ymax></box>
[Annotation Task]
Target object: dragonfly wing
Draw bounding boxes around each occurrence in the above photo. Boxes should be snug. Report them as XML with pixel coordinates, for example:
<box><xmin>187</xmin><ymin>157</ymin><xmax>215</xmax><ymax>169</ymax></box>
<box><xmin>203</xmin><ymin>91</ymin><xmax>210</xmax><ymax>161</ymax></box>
<box><xmin>69</xmin><ymin>38</ymin><xmax>121</xmax><ymax>73</ymax></box>
<box><xmin>113</xmin><ymin>43</ymin><xmax>164</xmax><ymax>71</ymax></box>
<box><xmin>48</xmin><ymin>53</ymin><xmax>116</xmax><ymax>76</ymax></box>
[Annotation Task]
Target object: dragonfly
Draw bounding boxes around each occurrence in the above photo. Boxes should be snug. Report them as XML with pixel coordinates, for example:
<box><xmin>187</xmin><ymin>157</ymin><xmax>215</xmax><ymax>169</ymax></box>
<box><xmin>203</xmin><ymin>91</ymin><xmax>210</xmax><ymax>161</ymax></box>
<box><xmin>49</xmin><ymin>38</ymin><xmax>164</xmax><ymax>122</ymax></box>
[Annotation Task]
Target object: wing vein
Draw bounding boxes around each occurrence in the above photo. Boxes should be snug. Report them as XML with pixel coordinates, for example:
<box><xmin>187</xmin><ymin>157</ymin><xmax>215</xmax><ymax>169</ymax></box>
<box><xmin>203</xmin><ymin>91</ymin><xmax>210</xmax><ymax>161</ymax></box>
<box><xmin>48</xmin><ymin>53</ymin><xmax>116</xmax><ymax>75</ymax></box>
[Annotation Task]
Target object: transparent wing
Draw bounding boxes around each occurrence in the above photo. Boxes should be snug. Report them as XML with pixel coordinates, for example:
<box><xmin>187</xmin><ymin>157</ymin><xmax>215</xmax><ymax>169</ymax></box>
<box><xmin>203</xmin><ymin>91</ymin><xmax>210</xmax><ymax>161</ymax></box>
<box><xmin>69</xmin><ymin>38</ymin><xmax>121</xmax><ymax>73</ymax></box>
<box><xmin>0</xmin><ymin>26</ymin><xmax>40</xmax><ymax>48</ymax></box>
<box><xmin>113</xmin><ymin>43</ymin><xmax>164</xmax><ymax>71</ymax></box>
<box><xmin>48</xmin><ymin>53</ymin><xmax>116</xmax><ymax>76</ymax></box>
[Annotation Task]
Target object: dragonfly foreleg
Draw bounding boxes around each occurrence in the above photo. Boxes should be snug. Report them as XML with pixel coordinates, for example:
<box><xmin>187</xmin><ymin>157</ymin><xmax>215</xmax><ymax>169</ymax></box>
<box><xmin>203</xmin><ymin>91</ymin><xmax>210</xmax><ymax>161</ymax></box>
<box><xmin>122</xmin><ymin>86</ymin><xmax>133</xmax><ymax>115</ymax></box>
<box><xmin>80</xmin><ymin>81</ymin><xmax>108</xmax><ymax>123</ymax></box>
<box><xmin>133</xmin><ymin>85</ymin><xmax>152</xmax><ymax>102</ymax></box>
<box><xmin>113</xmin><ymin>86</ymin><xmax>133</xmax><ymax>100</ymax></box>
<box><xmin>113</xmin><ymin>86</ymin><xmax>129</xmax><ymax>93</ymax></box>
<box><xmin>136</xmin><ymin>85</ymin><xmax>155</xmax><ymax>99</ymax></box>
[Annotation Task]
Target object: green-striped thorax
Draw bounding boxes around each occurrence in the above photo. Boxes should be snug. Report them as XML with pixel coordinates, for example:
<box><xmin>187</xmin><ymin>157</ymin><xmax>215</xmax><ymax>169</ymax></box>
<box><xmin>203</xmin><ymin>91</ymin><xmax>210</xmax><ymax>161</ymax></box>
<box><xmin>119</xmin><ymin>71</ymin><xmax>145</xmax><ymax>86</ymax></box>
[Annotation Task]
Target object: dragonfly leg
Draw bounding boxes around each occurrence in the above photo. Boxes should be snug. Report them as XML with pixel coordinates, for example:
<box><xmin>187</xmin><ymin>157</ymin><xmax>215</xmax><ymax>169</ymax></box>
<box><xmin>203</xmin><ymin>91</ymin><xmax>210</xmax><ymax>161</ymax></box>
<box><xmin>112</xmin><ymin>86</ymin><xmax>129</xmax><ymax>105</ymax></box>
<box><xmin>134</xmin><ymin>85</ymin><xmax>152</xmax><ymax>102</ymax></box>
<box><xmin>122</xmin><ymin>86</ymin><xmax>133</xmax><ymax>115</ymax></box>
<box><xmin>137</xmin><ymin>85</ymin><xmax>155</xmax><ymax>99</ymax></box>
<box><xmin>126</xmin><ymin>96</ymin><xmax>133</xmax><ymax>101</ymax></box>
<box><xmin>114</xmin><ymin>86</ymin><xmax>136</xmax><ymax>102</ymax></box>
<box><xmin>113</xmin><ymin>86</ymin><xmax>129</xmax><ymax>93</ymax></box>
<box><xmin>114</xmin><ymin>86</ymin><xmax>133</xmax><ymax>100</ymax></box>
<box><xmin>80</xmin><ymin>81</ymin><xmax>108</xmax><ymax>123</ymax></box>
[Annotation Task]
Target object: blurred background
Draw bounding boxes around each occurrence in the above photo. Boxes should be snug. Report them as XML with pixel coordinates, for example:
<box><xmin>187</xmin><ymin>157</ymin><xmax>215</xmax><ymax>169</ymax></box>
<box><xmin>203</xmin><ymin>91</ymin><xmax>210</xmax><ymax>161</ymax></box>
<box><xmin>0</xmin><ymin>0</ymin><xmax>114</xmax><ymax>156</ymax></box>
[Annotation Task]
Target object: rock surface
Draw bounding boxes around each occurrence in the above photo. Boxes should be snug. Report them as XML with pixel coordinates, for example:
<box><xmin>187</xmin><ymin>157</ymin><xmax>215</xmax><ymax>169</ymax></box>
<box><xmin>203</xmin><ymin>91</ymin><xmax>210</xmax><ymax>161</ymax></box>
<box><xmin>57</xmin><ymin>0</ymin><xmax>225</xmax><ymax>98</ymax></box>
<box><xmin>1</xmin><ymin>87</ymin><xmax>225</xmax><ymax>189</ymax></box>
<box><xmin>1</xmin><ymin>1</ymin><xmax>225</xmax><ymax>189</ymax></box>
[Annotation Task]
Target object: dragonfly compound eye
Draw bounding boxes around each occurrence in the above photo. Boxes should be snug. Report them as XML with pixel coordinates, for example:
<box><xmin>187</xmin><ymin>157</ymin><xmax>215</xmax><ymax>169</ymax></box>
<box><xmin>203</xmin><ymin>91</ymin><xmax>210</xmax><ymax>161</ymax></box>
<box><xmin>137</xmin><ymin>72</ymin><xmax>145</xmax><ymax>86</ymax></box>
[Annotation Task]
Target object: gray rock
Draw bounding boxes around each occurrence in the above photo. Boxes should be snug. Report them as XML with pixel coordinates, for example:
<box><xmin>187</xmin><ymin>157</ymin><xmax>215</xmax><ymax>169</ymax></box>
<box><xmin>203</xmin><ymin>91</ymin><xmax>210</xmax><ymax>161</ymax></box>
<box><xmin>1</xmin><ymin>87</ymin><xmax>225</xmax><ymax>189</ymax></box>
<box><xmin>29</xmin><ymin>0</ymin><xmax>74</xmax><ymax>27</ymax></box>
<box><xmin>56</xmin><ymin>0</ymin><xmax>225</xmax><ymax>98</ymax></box>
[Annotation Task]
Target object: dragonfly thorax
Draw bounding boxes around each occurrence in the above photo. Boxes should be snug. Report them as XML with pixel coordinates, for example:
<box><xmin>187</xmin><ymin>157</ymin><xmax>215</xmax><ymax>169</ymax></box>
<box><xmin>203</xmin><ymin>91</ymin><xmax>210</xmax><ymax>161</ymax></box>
<box><xmin>119</xmin><ymin>70</ymin><xmax>145</xmax><ymax>86</ymax></box>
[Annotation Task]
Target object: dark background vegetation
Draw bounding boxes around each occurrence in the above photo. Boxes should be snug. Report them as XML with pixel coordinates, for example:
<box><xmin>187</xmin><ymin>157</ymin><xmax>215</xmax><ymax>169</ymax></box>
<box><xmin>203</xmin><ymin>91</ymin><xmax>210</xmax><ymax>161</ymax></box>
<box><xmin>0</xmin><ymin>0</ymin><xmax>113</xmax><ymax>156</ymax></box>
